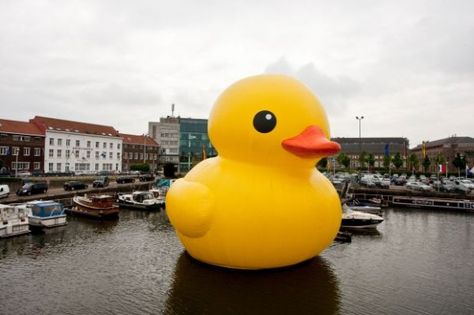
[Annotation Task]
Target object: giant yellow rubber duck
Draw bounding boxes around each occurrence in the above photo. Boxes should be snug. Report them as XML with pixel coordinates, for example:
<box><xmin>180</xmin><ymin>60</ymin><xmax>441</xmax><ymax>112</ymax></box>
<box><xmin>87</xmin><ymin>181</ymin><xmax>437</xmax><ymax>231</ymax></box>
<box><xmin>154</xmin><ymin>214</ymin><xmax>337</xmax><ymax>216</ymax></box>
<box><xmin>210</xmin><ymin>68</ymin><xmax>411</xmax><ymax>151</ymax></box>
<box><xmin>166</xmin><ymin>74</ymin><xmax>342</xmax><ymax>269</ymax></box>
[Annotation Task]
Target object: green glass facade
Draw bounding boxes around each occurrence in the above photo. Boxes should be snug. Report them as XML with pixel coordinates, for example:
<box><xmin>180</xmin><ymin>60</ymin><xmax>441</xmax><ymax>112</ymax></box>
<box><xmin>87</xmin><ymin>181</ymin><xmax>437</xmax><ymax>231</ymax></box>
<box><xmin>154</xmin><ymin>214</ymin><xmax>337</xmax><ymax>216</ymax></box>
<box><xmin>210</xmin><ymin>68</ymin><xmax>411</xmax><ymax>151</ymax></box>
<box><xmin>179</xmin><ymin>118</ymin><xmax>216</xmax><ymax>173</ymax></box>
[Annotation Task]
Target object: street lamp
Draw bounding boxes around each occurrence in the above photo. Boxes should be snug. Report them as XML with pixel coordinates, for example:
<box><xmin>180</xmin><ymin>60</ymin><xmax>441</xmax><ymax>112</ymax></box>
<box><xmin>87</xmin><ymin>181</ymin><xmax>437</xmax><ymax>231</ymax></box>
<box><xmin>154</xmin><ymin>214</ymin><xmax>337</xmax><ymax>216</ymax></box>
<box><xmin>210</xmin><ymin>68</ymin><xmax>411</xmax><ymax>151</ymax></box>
<box><xmin>355</xmin><ymin>116</ymin><xmax>364</xmax><ymax>168</ymax></box>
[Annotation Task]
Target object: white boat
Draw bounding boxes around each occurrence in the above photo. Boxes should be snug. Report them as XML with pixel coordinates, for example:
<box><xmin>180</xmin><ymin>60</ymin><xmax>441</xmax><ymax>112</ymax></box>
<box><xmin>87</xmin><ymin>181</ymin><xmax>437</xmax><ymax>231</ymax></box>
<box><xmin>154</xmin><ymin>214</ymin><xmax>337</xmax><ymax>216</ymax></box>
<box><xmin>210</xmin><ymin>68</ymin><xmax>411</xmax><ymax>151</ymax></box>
<box><xmin>341</xmin><ymin>204</ymin><xmax>384</xmax><ymax>229</ymax></box>
<box><xmin>23</xmin><ymin>200</ymin><xmax>67</xmax><ymax>229</ymax></box>
<box><xmin>117</xmin><ymin>191</ymin><xmax>165</xmax><ymax>210</ymax></box>
<box><xmin>0</xmin><ymin>204</ymin><xmax>31</xmax><ymax>238</ymax></box>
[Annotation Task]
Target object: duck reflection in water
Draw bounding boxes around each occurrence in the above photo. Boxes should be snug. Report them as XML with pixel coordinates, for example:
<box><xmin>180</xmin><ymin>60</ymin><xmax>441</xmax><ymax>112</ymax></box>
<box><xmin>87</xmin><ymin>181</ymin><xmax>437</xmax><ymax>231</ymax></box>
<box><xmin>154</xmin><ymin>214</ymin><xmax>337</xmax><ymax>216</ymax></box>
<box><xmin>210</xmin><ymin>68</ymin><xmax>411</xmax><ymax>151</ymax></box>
<box><xmin>164</xmin><ymin>253</ymin><xmax>340</xmax><ymax>315</ymax></box>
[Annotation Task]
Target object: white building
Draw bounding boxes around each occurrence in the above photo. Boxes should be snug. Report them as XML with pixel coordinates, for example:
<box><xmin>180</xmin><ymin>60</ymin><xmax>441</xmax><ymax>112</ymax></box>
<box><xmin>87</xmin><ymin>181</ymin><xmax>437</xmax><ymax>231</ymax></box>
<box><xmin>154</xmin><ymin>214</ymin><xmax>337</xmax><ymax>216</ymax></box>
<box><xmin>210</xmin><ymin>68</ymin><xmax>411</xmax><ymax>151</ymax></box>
<box><xmin>148</xmin><ymin>116</ymin><xmax>180</xmax><ymax>166</ymax></box>
<box><xmin>30</xmin><ymin>116</ymin><xmax>122</xmax><ymax>174</ymax></box>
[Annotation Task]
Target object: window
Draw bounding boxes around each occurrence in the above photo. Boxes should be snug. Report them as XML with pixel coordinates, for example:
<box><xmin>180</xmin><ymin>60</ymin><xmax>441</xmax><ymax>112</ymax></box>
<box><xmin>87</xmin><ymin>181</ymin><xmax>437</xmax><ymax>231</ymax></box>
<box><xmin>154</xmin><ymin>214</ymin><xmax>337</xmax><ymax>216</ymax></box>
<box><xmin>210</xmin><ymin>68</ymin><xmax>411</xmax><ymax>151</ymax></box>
<box><xmin>86</xmin><ymin>151</ymin><xmax>91</xmax><ymax>158</ymax></box>
<box><xmin>75</xmin><ymin>140</ymin><xmax>80</xmax><ymax>147</ymax></box>
<box><xmin>49</xmin><ymin>163</ymin><xmax>53</xmax><ymax>172</ymax></box>
<box><xmin>0</xmin><ymin>146</ymin><xmax>8</xmax><ymax>155</ymax></box>
<box><xmin>57</xmin><ymin>138</ymin><xmax>62</xmax><ymax>146</ymax></box>
<box><xmin>140</xmin><ymin>153</ymin><xmax>143</xmax><ymax>160</ymax></box>
<box><xmin>109</xmin><ymin>143</ymin><xmax>113</xmax><ymax>149</ymax></box>
<box><xmin>115</xmin><ymin>163</ymin><xmax>119</xmax><ymax>171</ymax></box>
<box><xmin>109</xmin><ymin>152</ymin><xmax>113</xmax><ymax>159</ymax></box>
<box><xmin>12</xmin><ymin>162</ymin><xmax>30</xmax><ymax>170</ymax></box>
<box><xmin>34</xmin><ymin>148</ymin><xmax>41</xmax><ymax>156</ymax></box>
<box><xmin>95</xmin><ymin>151</ymin><xmax>99</xmax><ymax>159</ymax></box>
<box><xmin>95</xmin><ymin>141</ymin><xmax>99</xmax><ymax>148</ymax></box>
<box><xmin>66</xmin><ymin>139</ymin><xmax>70</xmax><ymax>147</ymax></box>
<box><xmin>57</xmin><ymin>149</ymin><xmax>62</xmax><ymax>158</ymax></box>
<box><xmin>34</xmin><ymin>162</ymin><xmax>40</xmax><ymax>170</ymax></box>
<box><xmin>57</xmin><ymin>163</ymin><xmax>61</xmax><ymax>171</ymax></box>
<box><xmin>12</xmin><ymin>147</ymin><xmax>19</xmax><ymax>155</ymax></box>
<box><xmin>103</xmin><ymin>142</ymin><xmax>106</xmax><ymax>149</ymax></box>
<box><xmin>50</xmin><ymin>138</ymin><xmax>54</xmax><ymax>145</ymax></box>
<box><xmin>75</xmin><ymin>150</ymin><xmax>79</xmax><ymax>158</ymax></box>
<box><xmin>95</xmin><ymin>163</ymin><xmax>99</xmax><ymax>171</ymax></box>
<box><xmin>66</xmin><ymin>150</ymin><xmax>70</xmax><ymax>158</ymax></box>
<box><xmin>117</xmin><ymin>143</ymin><xmax>121</xmax><ymax>150</ymax></box>
<box><xmin>87</xmin><ymin>141</ymin><xmax>91</xmax><ymax>148</ymax></box>
<box><xmin>123</xmin><ymin>152</ymin><xmax>128</xmax><ymax>159</ymax></box>
<box><xmin>134</xmin><ymin>152</ymin><xmax>138</xmax><ymax>159</ymax></box>
<box><xmin>49</xmin><ymin>149</ymin><xmax>54</xmax><ymax>158</ymax></box>
<box><xmin>117</xmin><ymin>152</ymin><xmax>121</xmax><ymax>160</ymax></box>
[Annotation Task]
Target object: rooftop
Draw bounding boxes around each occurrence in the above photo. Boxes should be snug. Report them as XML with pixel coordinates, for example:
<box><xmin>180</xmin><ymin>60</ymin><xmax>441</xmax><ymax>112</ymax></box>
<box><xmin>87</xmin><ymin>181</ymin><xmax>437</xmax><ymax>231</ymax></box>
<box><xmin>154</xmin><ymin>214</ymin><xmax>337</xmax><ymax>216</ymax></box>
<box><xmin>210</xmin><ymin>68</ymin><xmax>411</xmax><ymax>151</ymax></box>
<box><xmin>0</xmin><ymin>118</ymin><xmax>44</xmax><ymax>136</ymax></box>
<box><xmin>30</xmin><ymin>116</ymin><xmax>120</xmax><ymax>137</ymax></box>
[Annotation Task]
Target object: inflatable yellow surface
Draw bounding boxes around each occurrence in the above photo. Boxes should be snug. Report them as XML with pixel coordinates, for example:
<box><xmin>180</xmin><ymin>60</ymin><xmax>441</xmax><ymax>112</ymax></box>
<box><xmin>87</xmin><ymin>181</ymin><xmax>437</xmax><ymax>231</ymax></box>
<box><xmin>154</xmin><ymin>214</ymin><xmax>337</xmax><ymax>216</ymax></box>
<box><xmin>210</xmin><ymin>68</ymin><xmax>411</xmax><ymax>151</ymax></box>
<box><xmin>166</xmin><ymin>74</ymin><xmax>342</xmax><ymax>269</ymax></box>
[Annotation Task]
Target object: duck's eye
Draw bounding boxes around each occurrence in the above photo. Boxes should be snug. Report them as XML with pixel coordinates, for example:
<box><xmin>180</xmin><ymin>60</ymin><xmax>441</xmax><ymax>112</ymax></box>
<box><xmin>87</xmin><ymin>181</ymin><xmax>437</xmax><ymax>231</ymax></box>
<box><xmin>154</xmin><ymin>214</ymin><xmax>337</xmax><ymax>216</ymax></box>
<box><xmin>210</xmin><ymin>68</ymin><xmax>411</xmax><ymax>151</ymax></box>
<box><xmin>253</xmin><ymin>110</ymin><xmax>277</xmax><ymax>133</ymax></box>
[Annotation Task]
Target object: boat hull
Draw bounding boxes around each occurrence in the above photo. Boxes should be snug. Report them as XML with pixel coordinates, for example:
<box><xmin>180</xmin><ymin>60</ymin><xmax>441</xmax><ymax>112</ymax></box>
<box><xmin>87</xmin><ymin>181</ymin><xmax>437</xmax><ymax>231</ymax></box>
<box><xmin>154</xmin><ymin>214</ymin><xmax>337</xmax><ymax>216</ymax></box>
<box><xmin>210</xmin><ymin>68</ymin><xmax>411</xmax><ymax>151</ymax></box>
<box><xmin>117</xmin><ymin>199</ymin><xmax>163</xmax><ymax>211</ymax></box>
<box><xmin>69</xmin><ymin>195</ymin><xmax>119</xmax><ymax>219</ymax></box>
<box><xmin>28</xmin><ymin>215</ymin><xmax>68</xmax><ymax>229</ymax></box>
<box><xmin>0</xmin><ymin>222</ymin><xmax>30</xmax><ymax>238</ymax></box>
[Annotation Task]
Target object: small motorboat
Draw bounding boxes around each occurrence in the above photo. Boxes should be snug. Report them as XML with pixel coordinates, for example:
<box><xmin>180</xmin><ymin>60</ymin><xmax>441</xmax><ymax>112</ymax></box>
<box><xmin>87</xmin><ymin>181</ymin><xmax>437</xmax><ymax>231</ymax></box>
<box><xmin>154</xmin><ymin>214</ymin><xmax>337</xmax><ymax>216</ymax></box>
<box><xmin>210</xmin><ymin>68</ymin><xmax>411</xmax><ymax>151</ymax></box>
<box><xmin>24</xmin><ymin>200</ymin><xmax>67</xmax><ymax>230</ymax></box>
<box><xmin>0</xmin><ymin>204</ymin><xmax>30</xmax><ymax>238</ymax></box>
<box><xmin>345</xmin><ymin>198</ymin><xmax>384</xmax><ymax>215</ymax></box>
<box><xmin>67</xmin><ymin>194</ymin><xmax>119</xmax><ymax>219</ymax></box>
<box><xmin>341</xmin><ymin>204</ymin><xmax>384</xmax><ymax>230</ymax></box>
<box><xmin>117</xmin><ymin>191</ymin><xmax>164</xmax><ymax>210</ymax></box>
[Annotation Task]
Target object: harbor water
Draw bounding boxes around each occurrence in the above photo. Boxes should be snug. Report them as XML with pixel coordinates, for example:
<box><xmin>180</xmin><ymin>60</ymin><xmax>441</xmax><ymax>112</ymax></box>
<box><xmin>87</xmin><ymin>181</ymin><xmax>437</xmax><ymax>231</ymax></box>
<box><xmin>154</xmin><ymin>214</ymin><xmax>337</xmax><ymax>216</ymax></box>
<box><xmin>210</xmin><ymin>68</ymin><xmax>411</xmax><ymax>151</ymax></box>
<box><xmin>1</xmin><ymin>207</ymin><xmax>473</xmax><ymax>315</ymax></box>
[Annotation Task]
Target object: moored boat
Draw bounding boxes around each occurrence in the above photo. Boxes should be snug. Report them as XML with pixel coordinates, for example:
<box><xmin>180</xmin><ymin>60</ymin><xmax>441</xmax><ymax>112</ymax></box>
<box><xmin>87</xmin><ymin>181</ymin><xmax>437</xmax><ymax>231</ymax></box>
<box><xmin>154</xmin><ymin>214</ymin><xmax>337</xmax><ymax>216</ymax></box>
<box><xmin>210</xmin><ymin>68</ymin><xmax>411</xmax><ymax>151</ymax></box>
<box><xmin>0</xmin><ymin>204</ymin><xmax>31</xmax><ymax>238</ymax></box>
<box><xmin>67</xmin><ymin>194</ymin><xmax>119</xmax><ymax>219</ymax></box>
<box><xmin>23</xmin><ymin>200</ymin><xmax>67</xmax><ymax>229</ymax></box>
<box><xmin>117</xmin><ymin>191</ymin><xmax>164</xmax><ymax>210</ymax></box>
<box><xmin>341</xmin><ymin>204</ymin><xmax>384</xmax><ymax>229</ymax></box>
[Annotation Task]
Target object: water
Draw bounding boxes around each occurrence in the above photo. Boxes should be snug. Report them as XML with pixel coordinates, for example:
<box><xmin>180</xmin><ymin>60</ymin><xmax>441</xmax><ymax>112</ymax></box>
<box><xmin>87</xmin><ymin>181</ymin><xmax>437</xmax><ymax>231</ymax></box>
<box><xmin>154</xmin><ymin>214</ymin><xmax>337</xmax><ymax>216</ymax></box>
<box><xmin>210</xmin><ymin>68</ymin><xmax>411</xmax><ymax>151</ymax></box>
<box><xmin>0</xmin><ymin>208</ymin><xmax>473</xmax><ymax>315</ymax></box>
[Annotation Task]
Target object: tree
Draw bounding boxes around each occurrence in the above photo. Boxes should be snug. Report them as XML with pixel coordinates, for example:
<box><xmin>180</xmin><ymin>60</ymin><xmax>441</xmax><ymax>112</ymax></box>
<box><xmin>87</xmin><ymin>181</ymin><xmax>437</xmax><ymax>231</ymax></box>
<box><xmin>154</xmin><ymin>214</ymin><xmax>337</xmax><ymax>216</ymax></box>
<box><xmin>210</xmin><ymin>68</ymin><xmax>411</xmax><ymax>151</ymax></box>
<box><xmin>452</xmin><ymin>153</ymin><xmax>467</xmax><ymax>176</ymax></box>
<box><xmin>367</xmin><ymin>153</ymin><xmax>375</xmax><ymax>171</ymax></box>
<box><xmin>163</xmin><ymin>163</ymin><xmax>177</xmax><ymax>178</ymax></box>
<box><xmin>422</xmin><ymin>155</ymin><xmax>431</xmax><ymax>173</ymax></box>
<box><xmin>359</xmin><ymin>151</ymin><xmax>368</xmax><ymax>170</ymax></box>
<box><xmin>434</xmin><ymin>153</ymin><xmax>445</xmax><ymax>168</ymax></box>
<box><xmin>383</xmin><ymin>155</ymin><xmax>391</xmax><ymax>170</ymax></box>
<box><xmin>392</xmin><ymin>152</ymin><xmax>403</xmax><ymax>170</ymax></box>
<box><xmin>317</xmin><ymin>158</ymin><xmax>328</xmax><ymax>169</ymax></box>
<box><xmin>408</xmin><ymin>153</ymin><xmax>419</xmax><ymax>173</ymax></box>
<box><xmin>130</xmin><ymin>163</ymin><xmax>150</xmax><ymax>172</ymax></box>
<box><xmin>337</xmin><ymin>153</ymin><xmax>351</xmax><ymax>169</ymax></box>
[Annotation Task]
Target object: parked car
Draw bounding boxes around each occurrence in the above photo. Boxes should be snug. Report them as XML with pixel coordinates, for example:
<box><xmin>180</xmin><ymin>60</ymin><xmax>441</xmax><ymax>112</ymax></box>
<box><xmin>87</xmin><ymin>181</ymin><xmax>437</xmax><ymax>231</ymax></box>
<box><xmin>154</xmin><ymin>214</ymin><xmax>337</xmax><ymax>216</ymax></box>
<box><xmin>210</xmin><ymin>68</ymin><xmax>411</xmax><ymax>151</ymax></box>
<box><xmin>116</xmin><ymin>176</ymin><xmax>135</xmax><ymax>184</ymax></box>
<box><xmin>453</xmin><ymin>179</ymin><xmax>474</xmax><ymax>194</ymax></box>
<box><xmin>0</xmin><ymin>184</ymin><xmax>10</xmax><ymax>199</ymax></box>
<box><xmin>92</xmin><ymin>176</ymin><xmax>109</xmax><ymax>188</ymax></box>
<box><xmin>394</xmin><ymin>176</ymin><xmax>407</xmax><ymax>186</ymax></box>
<box><xmin>64</xmin><ymin>181</ymin><xmax>88</xmax><ymax>191</ymax></box>
<box><xmin>406</xmin><ymin>181</ymin><xmax>433</xmax><ymax>192</ymax></box>
<box><xmin>432</xmin><ymin>180</ymin><xmax>456</xmax><ymax>193</ymax></box>
<box><xmin>16</xmin><ymin>182</ymin><xmax>48</xmax><ymax>196</ymax></box>
<box><xmin>139</xmin><ymin>173</ymin><xmax>155</xmax><ymax>182</ymax></box>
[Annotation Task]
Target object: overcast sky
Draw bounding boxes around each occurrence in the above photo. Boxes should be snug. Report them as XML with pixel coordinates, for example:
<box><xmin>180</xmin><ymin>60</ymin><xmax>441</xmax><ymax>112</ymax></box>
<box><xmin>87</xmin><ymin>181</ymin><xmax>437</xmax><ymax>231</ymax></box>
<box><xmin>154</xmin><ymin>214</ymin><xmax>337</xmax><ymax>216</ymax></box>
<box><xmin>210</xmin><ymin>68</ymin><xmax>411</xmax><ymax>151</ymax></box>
<box><xmin>1</xmin><ymin>0</ymin><xmax>473</xmax><ymax>148</ymax></box>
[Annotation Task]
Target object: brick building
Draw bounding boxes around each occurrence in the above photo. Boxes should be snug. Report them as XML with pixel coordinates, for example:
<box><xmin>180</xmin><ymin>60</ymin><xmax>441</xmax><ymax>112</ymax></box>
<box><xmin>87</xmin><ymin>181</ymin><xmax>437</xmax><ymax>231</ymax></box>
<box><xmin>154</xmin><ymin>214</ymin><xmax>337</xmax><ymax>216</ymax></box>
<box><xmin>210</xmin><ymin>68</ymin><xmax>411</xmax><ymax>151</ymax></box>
<box><xmin>0</xmin><ymin>118</ymin><xmax>45</xmax><ymax>175</ymax></box>
<box><xmin>120</xmin><ymin>133</ymin><xmax>160</xmax><ymax>172</ymax></box>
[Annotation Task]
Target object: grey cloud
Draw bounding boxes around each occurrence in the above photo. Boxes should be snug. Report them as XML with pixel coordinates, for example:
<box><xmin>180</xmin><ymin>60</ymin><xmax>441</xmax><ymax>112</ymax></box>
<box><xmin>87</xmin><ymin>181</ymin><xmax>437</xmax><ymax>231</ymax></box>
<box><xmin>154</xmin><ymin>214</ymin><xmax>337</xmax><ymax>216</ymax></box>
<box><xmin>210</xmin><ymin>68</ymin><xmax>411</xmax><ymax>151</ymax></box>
<box><xmin>265</xmin><ymin>57</ymin><xmax>360</xmax><ymax>114</ymax></box>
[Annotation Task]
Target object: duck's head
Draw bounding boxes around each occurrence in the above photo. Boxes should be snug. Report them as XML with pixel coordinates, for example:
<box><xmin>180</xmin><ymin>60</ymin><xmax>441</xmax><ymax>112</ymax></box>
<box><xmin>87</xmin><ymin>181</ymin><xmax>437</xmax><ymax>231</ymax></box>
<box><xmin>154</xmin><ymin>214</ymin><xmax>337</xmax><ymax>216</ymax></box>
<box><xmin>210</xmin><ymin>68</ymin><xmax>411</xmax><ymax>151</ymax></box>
<box><xmin>208</xmin><ymin>74</ymin><xmax>340</xmax><ymax>169</ymax></box>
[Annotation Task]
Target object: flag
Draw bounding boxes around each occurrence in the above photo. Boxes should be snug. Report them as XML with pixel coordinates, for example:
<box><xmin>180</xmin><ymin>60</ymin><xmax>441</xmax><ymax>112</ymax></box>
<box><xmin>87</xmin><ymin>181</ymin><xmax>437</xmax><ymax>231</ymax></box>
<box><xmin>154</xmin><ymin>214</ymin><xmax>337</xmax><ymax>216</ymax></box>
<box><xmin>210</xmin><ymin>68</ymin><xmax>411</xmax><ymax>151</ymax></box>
<box><xmin>384</xmin><ymin>144</ymin><xmax>390</xmax><ymax>157</ymax></box>
<box><xmin>438</xmin><ymin>164</ymin><xmax>446</xmax><ymax>173</ymax></box>
<box><xmin>421</xmin><ymin>141</ymin><xmax>427</xmax><ymax>158</ymax></box>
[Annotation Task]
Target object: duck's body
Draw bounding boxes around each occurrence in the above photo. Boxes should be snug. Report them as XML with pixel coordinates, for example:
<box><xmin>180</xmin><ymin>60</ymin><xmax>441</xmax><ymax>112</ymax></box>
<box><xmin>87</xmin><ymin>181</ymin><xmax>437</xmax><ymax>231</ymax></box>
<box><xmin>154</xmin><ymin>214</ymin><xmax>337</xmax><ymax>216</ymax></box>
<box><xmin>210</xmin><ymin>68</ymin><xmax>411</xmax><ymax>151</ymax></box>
<box><xmin>167</xmin><ymin>74</ymin><xmax>342</xmax><ymax>269</ymax></box>
<box><xmin>167</xmin><ymin>157</ymin><xmax>341</xmax><ymax>269</ymax></box>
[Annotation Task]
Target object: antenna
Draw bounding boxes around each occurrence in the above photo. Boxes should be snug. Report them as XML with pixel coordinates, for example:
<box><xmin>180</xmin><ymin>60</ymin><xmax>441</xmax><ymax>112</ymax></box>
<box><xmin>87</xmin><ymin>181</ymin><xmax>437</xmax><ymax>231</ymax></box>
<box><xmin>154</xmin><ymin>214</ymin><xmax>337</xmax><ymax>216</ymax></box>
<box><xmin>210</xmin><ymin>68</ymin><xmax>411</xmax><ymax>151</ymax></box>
<box><xmin>171</xmin><ymin>104</ymin><xmax>175</xmax><ymax>117</ymax></box>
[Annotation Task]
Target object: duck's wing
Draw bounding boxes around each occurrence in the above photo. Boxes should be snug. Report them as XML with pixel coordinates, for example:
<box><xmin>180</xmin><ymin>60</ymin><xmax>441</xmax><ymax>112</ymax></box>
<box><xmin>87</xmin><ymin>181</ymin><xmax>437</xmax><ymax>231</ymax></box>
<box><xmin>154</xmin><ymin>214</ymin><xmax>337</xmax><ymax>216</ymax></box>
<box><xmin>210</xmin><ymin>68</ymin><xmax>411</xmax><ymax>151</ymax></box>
<box><xmin>166</xmin><ymin>178</ymin><xmax>214</xmax><ymax>238</ymax></box>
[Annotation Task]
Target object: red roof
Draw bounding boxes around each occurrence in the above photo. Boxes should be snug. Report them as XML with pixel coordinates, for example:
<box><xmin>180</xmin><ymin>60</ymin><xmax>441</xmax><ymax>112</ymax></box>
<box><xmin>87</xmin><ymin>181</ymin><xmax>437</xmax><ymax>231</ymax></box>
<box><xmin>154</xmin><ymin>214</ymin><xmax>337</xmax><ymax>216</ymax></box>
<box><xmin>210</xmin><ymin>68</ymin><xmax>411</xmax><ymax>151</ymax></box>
<box><xmin>0</xmin><ymin>118</ymin><xmax>44</xmax><ymax>136</ymax></box>
<box><xmin>30</xmin><ymin>116</ymin><xmax>120</xmax><ymax>137</ymax></box>
<box><xmin>119</xmin><ymin>133</ymin><xmax>159</xmax><ymax>146</ymax></box>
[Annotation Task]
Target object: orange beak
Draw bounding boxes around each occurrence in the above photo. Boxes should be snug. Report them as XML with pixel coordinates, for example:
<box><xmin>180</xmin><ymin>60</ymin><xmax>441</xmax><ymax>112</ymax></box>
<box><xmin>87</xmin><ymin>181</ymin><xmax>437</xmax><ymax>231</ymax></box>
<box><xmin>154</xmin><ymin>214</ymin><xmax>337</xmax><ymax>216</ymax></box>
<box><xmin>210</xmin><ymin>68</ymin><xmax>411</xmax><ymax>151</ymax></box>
<box><xmin>282</xmin><ymin>126</ymin><xmax>341</xmax><ymax>158</ymax></box>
